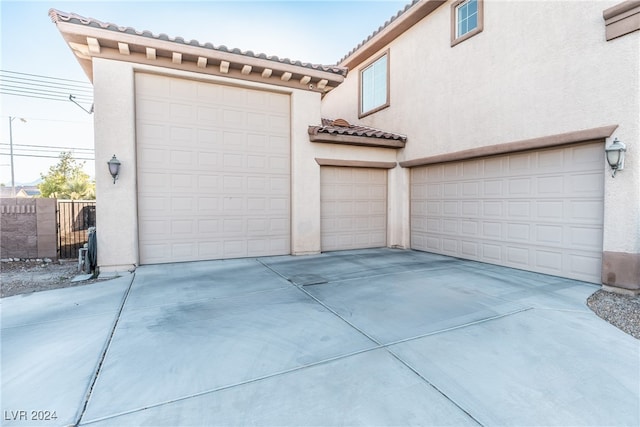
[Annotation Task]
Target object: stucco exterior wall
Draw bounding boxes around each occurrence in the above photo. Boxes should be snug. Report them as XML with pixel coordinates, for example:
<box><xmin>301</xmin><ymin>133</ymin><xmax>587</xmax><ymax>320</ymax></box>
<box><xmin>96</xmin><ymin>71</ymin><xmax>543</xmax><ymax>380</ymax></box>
<box><xmin>92</xmin><ymin>58</ymin><xmax>398</xmax><ymax>270</ymax></box>
<box><xmin>322</xmin><ymin>0</ymin><xmax>639</xmax><ymax>258</ymax></box>
<box><xmin>93</xmin><ymin>59</ymin><xmax>138</xmax><ymax>273</ymax></box>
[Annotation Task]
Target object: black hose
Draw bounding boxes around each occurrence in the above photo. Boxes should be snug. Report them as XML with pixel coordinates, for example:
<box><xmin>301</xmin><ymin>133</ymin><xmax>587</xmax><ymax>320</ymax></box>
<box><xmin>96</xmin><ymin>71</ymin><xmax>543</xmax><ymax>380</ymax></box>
<box><xmin>86</xmin><ymin>227</ymin><xmax>97</xmax><ymax>274</ymax></box>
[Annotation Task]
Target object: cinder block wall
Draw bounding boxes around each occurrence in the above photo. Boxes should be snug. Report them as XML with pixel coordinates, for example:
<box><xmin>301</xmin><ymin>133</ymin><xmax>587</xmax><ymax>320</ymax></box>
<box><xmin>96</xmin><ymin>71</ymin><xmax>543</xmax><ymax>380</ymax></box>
<box><xmin>0</xmin><ymin>198</ymin><xmax>57</xmax><ymax>259</ymax></box>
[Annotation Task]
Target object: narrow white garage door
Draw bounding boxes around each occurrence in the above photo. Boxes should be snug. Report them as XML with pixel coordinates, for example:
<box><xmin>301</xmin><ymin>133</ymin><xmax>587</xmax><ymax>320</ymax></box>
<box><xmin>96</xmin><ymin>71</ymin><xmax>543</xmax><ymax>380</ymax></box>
<box><xmin>411</xmin><ymin>143</ymin><xmax>604</xmax><ymax>283</ymax></box>
<box><xmin>136</xmin><ymin>74</ymin><xmax>290</xmax><ymax>264</ymax></box>
<box><xmin>321</xmin><ymin>167</ymin><xmax>387</xmax><ymax>251</ymax></box>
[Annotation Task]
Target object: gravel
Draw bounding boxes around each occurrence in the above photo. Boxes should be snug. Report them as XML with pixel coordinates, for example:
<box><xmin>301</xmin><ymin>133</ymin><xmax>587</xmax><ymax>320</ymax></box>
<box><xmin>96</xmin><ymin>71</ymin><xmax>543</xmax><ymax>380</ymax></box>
<box><xmin>587</xmin><ymin>290</ymin><xmax>640</xmax><ymax>340</ymax></box>
<box><xmin>2</xmin><ymin>260</ymin><xmax>638</xmax><ymax>340</ymax></box>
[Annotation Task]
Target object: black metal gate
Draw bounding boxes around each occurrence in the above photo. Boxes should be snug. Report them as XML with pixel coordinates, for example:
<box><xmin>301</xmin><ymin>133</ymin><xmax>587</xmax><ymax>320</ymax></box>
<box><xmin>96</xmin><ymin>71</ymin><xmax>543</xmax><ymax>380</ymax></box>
<box><xmin>57</xmin><ymin>200</ymin><xmax>96</xmax><ymax>259</ymax></box>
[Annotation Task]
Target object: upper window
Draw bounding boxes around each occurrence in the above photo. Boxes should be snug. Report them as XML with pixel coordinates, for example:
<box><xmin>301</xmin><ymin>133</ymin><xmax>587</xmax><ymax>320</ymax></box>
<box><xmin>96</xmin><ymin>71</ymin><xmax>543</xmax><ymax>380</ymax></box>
<box><xmin>359</xmin><ymin>51</ymin><xmax>389</xmax><ymax>117</ymax></box>
<box><xmin>451</xmin><ymin>0</ymin><xmax>484</xmax><ymax>47</ymax></box>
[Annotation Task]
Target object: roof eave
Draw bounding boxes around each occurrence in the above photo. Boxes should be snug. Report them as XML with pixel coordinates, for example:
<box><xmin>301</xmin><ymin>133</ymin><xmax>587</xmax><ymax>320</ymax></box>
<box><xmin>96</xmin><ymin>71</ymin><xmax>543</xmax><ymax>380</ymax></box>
<box><xmin>308</xmin><ymin>130</ymin><xmax>406</xmax><ymax>149</ymax></box>
<box><xmin>339</xmin><ymin>0</ymin><xmax>447</xmax><ymax>70</ymax></box>
<box><xmin>51</xmin><ymin>15</ymin><xmax>346</xmax><ymax>92</ymax></box>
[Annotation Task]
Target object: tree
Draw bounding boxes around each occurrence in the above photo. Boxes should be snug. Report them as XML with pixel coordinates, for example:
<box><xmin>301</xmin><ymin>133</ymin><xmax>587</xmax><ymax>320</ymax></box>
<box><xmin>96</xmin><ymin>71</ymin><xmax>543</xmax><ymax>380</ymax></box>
<box><xmin>38</xmin><ymin>152</ymin><xmax>95</xmax><ymax>200</ymax></box>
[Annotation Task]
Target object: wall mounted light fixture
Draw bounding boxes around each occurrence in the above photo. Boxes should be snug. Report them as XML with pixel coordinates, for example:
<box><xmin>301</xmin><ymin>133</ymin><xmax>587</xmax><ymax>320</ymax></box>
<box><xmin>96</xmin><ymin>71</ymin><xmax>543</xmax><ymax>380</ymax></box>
<box><xmin>605</xmin><ymin>138</ymin><xmax>626</xmax><ymax>177</ymax></box>
<box><xmin>107</xmin><ymin>155</ymin><xmax>121</xmax><ymax>184</ymax></box>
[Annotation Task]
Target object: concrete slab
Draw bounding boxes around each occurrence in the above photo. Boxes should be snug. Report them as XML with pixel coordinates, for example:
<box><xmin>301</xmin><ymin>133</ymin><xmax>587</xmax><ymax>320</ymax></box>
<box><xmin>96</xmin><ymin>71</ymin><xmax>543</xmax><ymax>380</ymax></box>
<box><xmin>2</xmin><ymin>249</ymin><xmax>637</xmax><ymax>427</ymax></box>
<box><xmin>2</xmin><ymin>275</ymin><xmax>132</xmax><ymax>328</ymax></box>
<box><xmin>82</xmin><ymin>286</ymin><xmax>377</xmax><ymax>421</ymax></box>
<box><xmin>1</xmin><ymin>276</ymin><xmax>132</xmax><ymax>427</ymax></box>
<box><xmin>305</xmin><ymin>267</ymin><xmax>527</xmax><ymax>344</ymax></box>
<box><xmin>262</xmin><ymin>248</ymin><xmax>457</xmax><ymax>283</ymax></box>
<box><xmin>124</xmin><ymin>258</ymin><xmax>290</xmax><ymax>309</ymax></box>
<box><xmin>446</xmin><ymin>266</ymin><xmax>599</xmax><ymax>312</ymax></box>
<box><xmin>390</xmin><ymin>309</ymin><xmax>640</xmax><ymax>426</ymax></box>
<box><xmin>82</xmin><ymin>349</ymin><xmax>479</xmax><ymax>426</ymax></box>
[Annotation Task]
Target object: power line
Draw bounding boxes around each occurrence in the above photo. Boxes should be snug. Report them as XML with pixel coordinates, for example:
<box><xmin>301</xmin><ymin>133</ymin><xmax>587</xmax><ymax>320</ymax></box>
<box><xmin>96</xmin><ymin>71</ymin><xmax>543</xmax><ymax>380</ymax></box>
<box><xmin>0</xmin><ymin>115</ymin><xmax>92</xmax><ymax>124</ymax></box>
<box><xmin>1</xmin><ymin>70</ymin><xmax>92</xmax><ymax>87</ymax></box>
<box><xmin>1</xmin><ymin>76</ymin><xmax>93</xmax><ymax>94</ymax></box>
<box><xmin>0</xmin><ymin>90</ymin><xmax>81</xmax><ymax>103</ymax></box>
<box><xmin>1</xmin><ymin>69</ymin><xmax>93</xmax><ymax>104</ymax></box>
<box><xmin>0</xmin><ymin>85</ymin><xmax>93</xmax><ymax>101</ymax></box>
<box><xmin>0</xmin><ymin>153</ymin><xmax>94</xmax><ymax>161</ymax></box>
<box><xmin>1</xmin><ymin>148</ymin><xmax>92</xmax><ymax>157</ymax></box>
<box><xmin>0</xmin><ymin>143</ymin><xmax>93</xmax><ymax>152</ymax></box>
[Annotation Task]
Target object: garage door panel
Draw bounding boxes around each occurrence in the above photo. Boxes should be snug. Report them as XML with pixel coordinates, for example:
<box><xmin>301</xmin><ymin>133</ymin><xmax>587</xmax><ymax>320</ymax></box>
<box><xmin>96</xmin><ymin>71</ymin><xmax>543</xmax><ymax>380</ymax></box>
<box><xmin>411</xmin><ymin>143</ymin><xmax>603</xmax><ymax>283</ymax></box>
<box><xmin>321</xmin><ymin>167</ymin><xmax>387</xmax><ymax>252</ymax></box>
<box><xmin>570</xmin><ymin>200</ymin><xmax>603</xmax><ymax>222</ymax></box>
<box><xmin>569</xmin><ymin>173</ymin><xmax>603</xmax><ymax>195</ymax></box>
<box><xmin>537</xmin><ymin>176</ymin><xmax>564</xmax><ymax>195</ymax></box>
<box><xmin>136</xmin><ymin>74</ymin><xmax>290</xmax><ymax>264</ymax></box>
<box><xmin>197</xmin><ymin>174</ymin><xmax>221</xmax><ymax>190</ymax></box>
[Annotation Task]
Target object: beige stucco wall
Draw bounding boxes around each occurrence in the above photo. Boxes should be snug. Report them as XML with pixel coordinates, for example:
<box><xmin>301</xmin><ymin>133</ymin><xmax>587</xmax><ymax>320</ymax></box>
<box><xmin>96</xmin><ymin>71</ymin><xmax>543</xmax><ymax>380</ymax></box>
<box><xmin>92</xmin><ymin>58</ymin><xmax>399</xmax><ymax>271</ymax></box>
<box><xmin>322</xmin><ymin>0</ymin><xmax>640</xmax><ymax>257</ymax></box>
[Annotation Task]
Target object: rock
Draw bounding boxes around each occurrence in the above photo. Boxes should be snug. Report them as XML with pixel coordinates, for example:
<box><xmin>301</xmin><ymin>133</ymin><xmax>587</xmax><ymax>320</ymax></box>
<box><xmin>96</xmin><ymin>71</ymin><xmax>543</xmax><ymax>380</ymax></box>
<box><xmin>43</xmin><ymin>258</ymin><xmax>52</xmax><ymax>263</ymax></box>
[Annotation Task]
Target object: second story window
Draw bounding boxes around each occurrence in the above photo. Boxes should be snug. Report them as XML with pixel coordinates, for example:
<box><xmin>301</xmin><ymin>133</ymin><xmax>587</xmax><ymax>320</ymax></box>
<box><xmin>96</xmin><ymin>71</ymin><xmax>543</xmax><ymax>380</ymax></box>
<box><xmin>452</xmin><ymin>0</ymin><xmax>484</xmax><ymax>47</ymax></box>
<box><xmin>360</xmin><ymin>51</ymin><xmax>389</xmax><ymax>117</ymax></box>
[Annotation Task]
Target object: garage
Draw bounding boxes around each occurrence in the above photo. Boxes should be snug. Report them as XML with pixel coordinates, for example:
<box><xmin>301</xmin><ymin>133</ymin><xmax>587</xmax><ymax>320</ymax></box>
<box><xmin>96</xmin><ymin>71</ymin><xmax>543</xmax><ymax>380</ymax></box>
<box><xmin>410</xmin><ymin>143</ymin><xmax>604</xmax><ymax>283</ymax></box>
<box><xmin>135</xmin><ymin>73</ymin><xmax>291</xmax><ymax>264</ymax></box>
<box><xmin>321</xmin><ymin>166</ymin><xmax>387</xmax><ymax>251</ymax></box>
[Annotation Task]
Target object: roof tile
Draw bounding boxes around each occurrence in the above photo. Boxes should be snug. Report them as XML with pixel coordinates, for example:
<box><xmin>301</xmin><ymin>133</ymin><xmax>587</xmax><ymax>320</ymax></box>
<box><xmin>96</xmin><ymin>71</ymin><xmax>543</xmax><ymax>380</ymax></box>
<box><xmin>49</xmin><ymin>9</ymin><xmax>348</xmax><ymax>77</ymax></box>
<box><xmin>309</xmin><ymin>118</ymin><xmax>407</xmax><ymax>142</ymax></box>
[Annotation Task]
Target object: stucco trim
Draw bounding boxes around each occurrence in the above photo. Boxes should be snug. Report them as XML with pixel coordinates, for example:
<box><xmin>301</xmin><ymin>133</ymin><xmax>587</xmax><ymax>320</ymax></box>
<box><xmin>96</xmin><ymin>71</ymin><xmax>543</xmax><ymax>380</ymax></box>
<box><xmin>315</xmin><ymin>158</ymin><xmax>397</xmax><ymax>169</ymax></box>
<box><xmin>399</xmin><ymin>125</ymin><xmax>618</xmax><ymax>167</ymax></box>
<box><xmin>603</xmin><ymin>1</ymin><xmax>640</xmax><ymax>40</ymax></box>
<box><xmin>309</xmin><ymin>133</ymin><xmax>405</xmax><ymax>149</ymax></box>
<box><xmin>450</xmin><ymin>0</ymin><xmax>484</xmax><ymax>47</ymax></box>
<box><xmin>601</xmin><ymin>251</ymin><xmax>640</xmax><ymax>292</ymax></box>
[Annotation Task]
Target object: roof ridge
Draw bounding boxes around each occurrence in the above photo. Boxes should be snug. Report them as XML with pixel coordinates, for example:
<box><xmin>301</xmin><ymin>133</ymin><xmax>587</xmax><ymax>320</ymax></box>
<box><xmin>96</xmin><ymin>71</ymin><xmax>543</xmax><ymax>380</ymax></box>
<box><xmin>48</xmin><ymin>8</ymin><xmax>347</xmax><ymax>77</ymax></box>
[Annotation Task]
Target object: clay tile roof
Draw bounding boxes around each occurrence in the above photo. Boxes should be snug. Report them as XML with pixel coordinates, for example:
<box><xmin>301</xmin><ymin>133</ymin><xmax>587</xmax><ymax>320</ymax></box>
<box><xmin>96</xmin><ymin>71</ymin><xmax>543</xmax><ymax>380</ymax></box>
<box><xmin>49</xmin><ymin>9</ymin><xmax>348</xmax><ymax>77</ymax></box>
<box><xmin>309</xmin><ymin>119</ymin><xmax>407</xmax><ymax>142</ymax></box>
<box><xmin>311</xmin><ymin>118</ymin><xmax>407</xmax><ymax>142</ymax></box>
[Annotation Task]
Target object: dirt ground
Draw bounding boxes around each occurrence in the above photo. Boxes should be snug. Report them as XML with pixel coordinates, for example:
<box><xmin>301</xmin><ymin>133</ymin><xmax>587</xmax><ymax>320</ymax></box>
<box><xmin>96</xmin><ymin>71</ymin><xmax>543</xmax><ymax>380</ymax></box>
<box><xmin>0</xmin><ymin>260</ymin><xmax>107</xmax><ymax>298</ymax></box>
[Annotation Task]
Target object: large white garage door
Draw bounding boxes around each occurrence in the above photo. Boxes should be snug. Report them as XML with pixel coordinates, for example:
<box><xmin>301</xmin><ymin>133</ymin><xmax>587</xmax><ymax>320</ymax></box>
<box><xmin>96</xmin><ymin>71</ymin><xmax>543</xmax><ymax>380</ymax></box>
<box><xmin>321</xmin><ymin>167</ymin><xmax>387</xmax><ymax>251</ymax></box>
<box><xmin>411</xmin><ymin>143</ymin><xmax>604</xmax><ymax>283</ymax></box>
<box><xmin>135</xmin><ymin>74</ymin><xmax>290</xmax><ymax>264</ymax></box>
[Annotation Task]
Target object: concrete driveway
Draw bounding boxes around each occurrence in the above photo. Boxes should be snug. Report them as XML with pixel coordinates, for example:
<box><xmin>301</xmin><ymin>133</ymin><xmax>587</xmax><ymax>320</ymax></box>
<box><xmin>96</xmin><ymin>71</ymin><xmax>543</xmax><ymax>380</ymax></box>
<box><xmin>2</xmin><ymin>249</ymin><xmax>638</xmax><ymax>426</ymax></box>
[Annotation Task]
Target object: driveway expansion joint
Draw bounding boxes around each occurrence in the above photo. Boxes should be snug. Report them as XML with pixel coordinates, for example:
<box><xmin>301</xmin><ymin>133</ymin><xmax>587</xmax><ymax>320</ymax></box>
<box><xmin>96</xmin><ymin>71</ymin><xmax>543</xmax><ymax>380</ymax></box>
<box><xmin>74</xmin><ymin>273</ymin><xmax>136</xmax><ymax>427</ymax></box>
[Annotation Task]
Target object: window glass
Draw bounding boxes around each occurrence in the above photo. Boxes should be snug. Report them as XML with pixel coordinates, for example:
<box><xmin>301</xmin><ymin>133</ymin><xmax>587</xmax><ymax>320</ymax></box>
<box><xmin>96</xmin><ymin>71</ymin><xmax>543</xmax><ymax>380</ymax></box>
<box><xmin>361</xmin><ymin>54</ymin><xmax>388</xmax><ymax>115</ymax></box>
<box><xmin>457</xmin><ymin>0</ymin><xmax>479</xmax><ymax>37</ymax></box>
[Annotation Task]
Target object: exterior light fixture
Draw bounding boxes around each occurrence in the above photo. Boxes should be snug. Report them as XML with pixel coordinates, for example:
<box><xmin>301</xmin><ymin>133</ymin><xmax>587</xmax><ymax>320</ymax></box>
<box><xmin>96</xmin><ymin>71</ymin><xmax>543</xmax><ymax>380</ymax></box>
<box><xmin>605</xmin><ymin>138</ymin><xmax>626</xmax><ymax>177</ymax></box>
<box><xmin>107</xmin><ymin>155</ymin><xmax>121</xmax><ymax>183</ymax></box>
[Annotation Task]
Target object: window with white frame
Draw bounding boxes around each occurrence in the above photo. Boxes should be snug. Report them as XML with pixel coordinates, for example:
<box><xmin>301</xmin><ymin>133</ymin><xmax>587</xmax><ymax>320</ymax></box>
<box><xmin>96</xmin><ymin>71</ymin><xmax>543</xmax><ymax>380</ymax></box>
<box><xmin>451</xmin><ymin>0</ymin><xmax>483</xmax><ymax>46</ymax></box>
<box><xmin>360</xmin><ymin>52</ymin><xmax>389</xmax><ymax>117</ymax></box>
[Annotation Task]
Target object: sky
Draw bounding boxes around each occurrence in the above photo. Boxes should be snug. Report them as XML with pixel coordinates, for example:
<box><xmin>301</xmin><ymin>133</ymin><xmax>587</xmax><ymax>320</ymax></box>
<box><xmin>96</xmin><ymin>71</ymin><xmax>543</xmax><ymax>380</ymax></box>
<box><xmin>0</xmin><ymin>0</ymin><xmax>408</xmax><ymax>186</ymax></box>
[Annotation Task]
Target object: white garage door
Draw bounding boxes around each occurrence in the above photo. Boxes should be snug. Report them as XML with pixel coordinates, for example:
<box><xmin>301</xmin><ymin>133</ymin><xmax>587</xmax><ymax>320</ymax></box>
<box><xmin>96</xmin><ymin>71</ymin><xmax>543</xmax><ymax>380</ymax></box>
<box><xmin>321</xmin><ymin>167</ymin><xmax>387</xmax><ymax>251</ymax></box>
<box><xmin>411</xmin><ymin>143</ymin><xmax>604</xmax><ymax>283</ymax></box>
<box><xmin>135</xmin><ymin>74</ymin><xmax>290</xmax><ymax>264</ymax></box>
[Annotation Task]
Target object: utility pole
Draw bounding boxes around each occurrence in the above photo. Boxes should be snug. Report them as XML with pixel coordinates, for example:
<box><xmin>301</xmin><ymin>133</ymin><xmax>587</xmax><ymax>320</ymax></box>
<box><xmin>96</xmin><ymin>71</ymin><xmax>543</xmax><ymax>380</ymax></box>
<box><xmin>8</xmin><ymin>116</ymin><xmax>26</xmax><ymax>197</ymax></box>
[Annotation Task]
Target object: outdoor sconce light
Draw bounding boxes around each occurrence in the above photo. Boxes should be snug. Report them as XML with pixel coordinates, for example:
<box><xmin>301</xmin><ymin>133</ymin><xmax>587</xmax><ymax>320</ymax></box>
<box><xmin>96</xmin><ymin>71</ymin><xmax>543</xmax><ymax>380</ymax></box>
<box><xmin>605</xmin><ymin>138</ymin><xmax>626</xmax><ymax>177</ymax></box>
<box><xmin>107</xmin><ymin>155</ymin><xmax>121</xmax><ymax>184</ymax></box>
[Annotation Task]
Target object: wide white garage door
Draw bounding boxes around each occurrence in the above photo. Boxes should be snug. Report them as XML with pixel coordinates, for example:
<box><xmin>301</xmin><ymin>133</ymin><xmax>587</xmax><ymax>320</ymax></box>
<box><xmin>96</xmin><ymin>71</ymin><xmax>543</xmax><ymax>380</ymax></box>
<box><xmin>321</xmin><ymin>166</ymin><xmax>387</xmax><ymax>251</ymax></box>
<box><xmin>411</xmin><ymin>143</ymin><xmax>604</xmax><ymax>283</ymax></box>
<box><xmin>135</xmin><ymin>74</ymin><xmax>290</xmax><ymax>264</ymax></box>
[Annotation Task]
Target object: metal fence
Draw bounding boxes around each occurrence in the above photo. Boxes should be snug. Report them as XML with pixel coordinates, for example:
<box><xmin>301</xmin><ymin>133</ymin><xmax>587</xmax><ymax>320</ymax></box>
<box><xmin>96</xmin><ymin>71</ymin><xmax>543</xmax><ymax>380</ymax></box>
<box><xmin>57</xmin><ymin>200</ymin><xmax>96</xmax><ymax>259</ymax></box>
